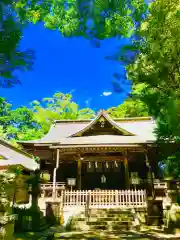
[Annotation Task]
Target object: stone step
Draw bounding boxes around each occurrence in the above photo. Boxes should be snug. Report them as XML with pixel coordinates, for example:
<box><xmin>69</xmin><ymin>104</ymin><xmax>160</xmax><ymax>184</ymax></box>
<box><xmin>91</xmin><ymin>225</ymin><xmax>108</xmax><ymax>230</ymax></box>
<box><xmin>75</xmin><ymin>215</ymin><xmax>134</xmax><ymax>223</ymax></box>
<box><xmin>89</xmin><ymin>209</ymin><xmax>132</xmax><ymax>214</ymax></box>
<box><xmin>107</xmin><ymin>209</ymin><xmax>132</xmax><ymax>213</ymax></box>
<box><xmin>89</xmin><ymin>211</ymin><xmax>133</xmax><ymax>215</ymax></box>
<box><xmin>89</xmin><ymin>215</ymin><xmax>134</xmax><ymax>220</ymax></box>
<box><xmin>89</xmin><ymin>209</ymin><xmax>133</xmax><ymax>212</ymax></box>
<box><xmin>89</xmin><ymin>222</ymin><xmax>132</xmax><ymax>231</ymax></box>
<box><xmin>87</xmin><ymin>221</ymin><xmax>107</xmax><ymax>225</ymax></box>
<box><xmin>75</xmin><ymin>217</ymin><xmax>86</xmax><ymax>221</ymax></box>
<box><xmin>88</xmin><ymin>217</ymin><xmax>134</xmax><ymax>222</ymax></box>
<box><xmin>110</xmin><ymin>214</ymin><xmax>133</xmax><ymax>218</ymax></box>
<box><xmin>112</xmin><ymin>223</ymin><xmax>131</xmax><ymax>231</ymax></box>
<box><xmin>87</xmin><ymin>220</ymin><xmax>133</xmax><ymax>224</ymax></box>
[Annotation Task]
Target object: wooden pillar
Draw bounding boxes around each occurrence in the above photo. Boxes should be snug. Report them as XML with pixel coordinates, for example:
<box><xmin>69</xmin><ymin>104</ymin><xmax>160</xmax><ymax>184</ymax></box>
<box><xmin>124</xmin><ymin>152</ymin><xmax>130</xmax><ymax>189</ymax></box>
<box><xmin>77</xmin><ymin>156</ymin><xmax>82</xmax><ymax>190</ymax></box>
<box><xmin>145</xmin><ymin>150</ymin><xmax>155</xmax><ymax>199</ymax></box>
<box><xmin>53</xmin><ymin>149</ymin><xmax>60</xmax><ymax>199</ymax></box>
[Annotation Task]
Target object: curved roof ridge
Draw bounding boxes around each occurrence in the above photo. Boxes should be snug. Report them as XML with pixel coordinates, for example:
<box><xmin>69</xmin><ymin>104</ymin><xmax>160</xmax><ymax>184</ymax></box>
<box><xmin>54</xmin><ymin>119</ymin><xmax>92</xmax><ymax>123</ymax></box>
<box><xmin>52</xmin><ymin>116</ymin><xmax>153</xmax><ymax>123</ymax></box>
<box><xmin>70</xmin><ymin>110</ymin><xmax>135</xmax><ymax>137</ymax></box>
<box><xmin>114</xmin><ymin>116</ymin><xmax>153</xmax><ymax>121</ymax></box>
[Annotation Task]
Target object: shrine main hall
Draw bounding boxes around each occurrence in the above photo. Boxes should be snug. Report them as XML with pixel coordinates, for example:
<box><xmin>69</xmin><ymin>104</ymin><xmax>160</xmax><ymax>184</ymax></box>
<box><xmin>20</xmin><ymin>110</ymin><xmax>158</xmax><ymax>193</ymax></box>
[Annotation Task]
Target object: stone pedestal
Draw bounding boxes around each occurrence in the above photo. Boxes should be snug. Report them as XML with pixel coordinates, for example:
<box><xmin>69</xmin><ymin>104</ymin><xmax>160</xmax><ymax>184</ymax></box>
<box><xmin>0</xmin><ymin>215</ymin><xmax>16</xmax><ymax>240</ymax></box>
<box><xmin>163</xmin><ymin>180</ymin><xmax>180</xmax><ymax>234</ymax></box>
<box><xmin>4</xmin><ymin>221</ymin><xmax>15</xmax><ymax>240</ymax></box>
<box><xmin>147</xmin><ymin>200</ymin><xmax>163</xmax><ymax>226</ymax></box>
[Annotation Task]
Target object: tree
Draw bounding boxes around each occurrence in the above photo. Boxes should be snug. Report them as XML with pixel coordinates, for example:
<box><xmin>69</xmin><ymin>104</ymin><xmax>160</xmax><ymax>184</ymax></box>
<box><xmin>107</xmin><ymin>83</ymin><xmax>149</xmax><ymax>118</ymax></box>
<box><xmin>0</xmin><ymin>1</ymin><xmax>34</xmax><ymax>88</ymax></box>
<box><xmin>14</xmin><ymin>0</ymin><xmax>148</xmax><ymax>39</ymax></box>
<box><xmin>127</xmin><ymin>0</ymin><xmax>180</xmax><ymax>138</ymax></box>
<box><xmin>0</xmin><ymin>170</ymin><xmax>16</xmax><ymax>239</ymax></box>
<box><xmin>0</xmin><ymin>97</ymin><xmax>43</xmax><ymax>143</ymax></box>
<box><xmin>125</xmin><ymin>0</ymin><xmax>180</xmax><ymax>178</ymax></box>
<box><xmin>31</xmin><ymin>92</ymin><xmax>95</xmax><ymax>134</ymax></box>
<box><xmin>0</xmin><ymin>93</ymin><xmax>95</xmax><ymax>142</ymax></box>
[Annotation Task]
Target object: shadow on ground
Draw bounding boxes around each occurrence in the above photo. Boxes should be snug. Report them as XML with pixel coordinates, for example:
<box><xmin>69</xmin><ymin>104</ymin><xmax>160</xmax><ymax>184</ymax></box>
<box><xmin>53</xmin><ymin>231</ymin><xmax>154</xmax><ymax>240</ymax></box>
<box><xmin>15</xmin><ymin>229</ymin><xmax>179</xmax><ymax>240</ymax></box>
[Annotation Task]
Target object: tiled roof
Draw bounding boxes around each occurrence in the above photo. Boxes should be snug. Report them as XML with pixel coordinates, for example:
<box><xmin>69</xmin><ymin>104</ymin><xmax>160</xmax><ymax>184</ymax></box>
<box><xmin>0</xmin><ymin>139</ymin><xmax>39</xmax><ymax>171</ymax></box>
<box><xmin>19</xmin><ymin>111</ymin><xmax>157</xmax><ymax>145</ymax></box>
<box><xmin>56</xmin><ymin>135</ymin><xmax>153</xmax><ymax>146</ymax></box>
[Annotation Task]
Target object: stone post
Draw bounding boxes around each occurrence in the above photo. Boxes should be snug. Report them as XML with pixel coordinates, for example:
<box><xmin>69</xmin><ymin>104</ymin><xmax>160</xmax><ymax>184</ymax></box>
<box><xmin>144</xmin><ymin>151</ymin><xmax>155</xmax><ymax>199</ymax></box>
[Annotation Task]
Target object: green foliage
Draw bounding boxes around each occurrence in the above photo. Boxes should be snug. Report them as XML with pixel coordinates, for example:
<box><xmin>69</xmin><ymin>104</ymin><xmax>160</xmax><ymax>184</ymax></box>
<box><xmin>163</xmin><ymin>154</ymin><xmax>180</xmax><ymax>179</ymax></box>
<box><xmin>125</xmin><ymin>0</ymin><xmax>180</xmax><ymax>178</ymax></box>
<box><xmin>107</xmin><ymin>99</ymin><xmax>149</xmax><ymax>118</ymax></box>
<box><xmin>31</xmin><ymin>92</ymin><xmax>95</xmax><ymax>134</ymax></box>
<box><xmin>14</xmin><ymin>0</ymin><xmax>148</xmax><ymax>39</ymax></box>
<box><xmin>0</xmin><ymin>171</ymin><xmax>15</xmax><ymax>213</ymax></box>
<box><xmin>0</xmin><ymin>1</ymin><xmax>34</xmax><ymax>88</ymax></box>
<box><xmin>107</xmin><ymin>83</ymin><xmax>149</xmax><ymax>118</ymax></box>
<box><xmin>0</xmin><ymin>170</ymin><xmax>16</xmax><ymax>238</ymax></box>
<box><xmin>65</xmin><ymin>216</ymin><xmax>76</xmax><ymax>231</ymax></box>
<box><xmin>0</xmin><ymin>92</ymin><xmax>95</xmax><ymax>142</ymax></box>
<box><xmin>0</xmin><ymin>97</ymin><xmax>42</xmax><ymax>141</ymax></box>
<box><xmin>127</xmin><ymin>0</ymin><xmax>180</xmax><ymax>137</ymax></box>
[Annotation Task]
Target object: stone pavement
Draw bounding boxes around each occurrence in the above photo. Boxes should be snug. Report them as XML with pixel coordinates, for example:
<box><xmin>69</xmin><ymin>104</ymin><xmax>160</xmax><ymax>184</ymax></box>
<box><xmin>14</xmin><ymin>226</ymin><xmax>180</xmax><ymax>240</ymax></box>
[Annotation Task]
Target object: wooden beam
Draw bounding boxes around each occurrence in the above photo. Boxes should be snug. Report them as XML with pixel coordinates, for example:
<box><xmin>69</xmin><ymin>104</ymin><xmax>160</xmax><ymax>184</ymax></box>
<box><xmin>77</xmin><ymin>157</ymin><xmax>82</xmax><ymax>190</ymax></box>
<box><xmin>56</xmin><ymin>149</ymin><xmax>60</xmax><ymax>168</ymax></box>
<box><xmin>52</xmin><ymin>149</ymin><xmax>60</xmax><ymax>199</ymax></box>
<box><xmin>124</xmin><ymin>152</ymin><xmax>130</xmax><ymax>189</ymax></box>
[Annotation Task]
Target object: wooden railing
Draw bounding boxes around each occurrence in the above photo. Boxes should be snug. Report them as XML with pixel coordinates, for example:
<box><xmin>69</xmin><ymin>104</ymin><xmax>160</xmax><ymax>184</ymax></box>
<box><xmin>63</xmin><ymin>190</ymin><xmax>147</xmax><ymax>208</ymax></box>
<box><xmin>41</xmin><ymin>182</ymin><xmax>66</xmax><ymax>197</ymax></box>
<box><xmin>41</xmin><ymin>182</ymin><xmax>66</xmax><ymax>189</ymax></box>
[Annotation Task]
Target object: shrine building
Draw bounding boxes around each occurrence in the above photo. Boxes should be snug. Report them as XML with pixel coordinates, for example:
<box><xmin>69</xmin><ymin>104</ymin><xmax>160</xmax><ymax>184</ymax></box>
<box><xmin>20</xmin><ymin>110</ymin><xmax>158</xmax><ymax>195</ymax></box>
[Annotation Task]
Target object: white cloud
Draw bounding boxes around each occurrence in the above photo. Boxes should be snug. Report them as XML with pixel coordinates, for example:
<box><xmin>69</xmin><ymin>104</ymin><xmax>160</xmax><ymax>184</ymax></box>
<box><xmin>70</xmin><ymin>89</ymin><xmax>76</xmax><ymax>94</ymax></box>
<box><xmin>85</xmin><ymin>98</ymin><xmax>92</xmax><ymax>106</ymax></box>
<box><xmin>101</xmin><ymin>91</ymin><xmax>112</xmax><ymax>97</ymax></box>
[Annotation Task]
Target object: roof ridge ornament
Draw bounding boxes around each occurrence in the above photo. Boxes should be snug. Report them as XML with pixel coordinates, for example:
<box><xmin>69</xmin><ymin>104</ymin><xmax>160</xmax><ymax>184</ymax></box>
<box><xmin>97</xmin><ymin>109</ymin><xmax>105</xmax><ymax>115</ymax></box>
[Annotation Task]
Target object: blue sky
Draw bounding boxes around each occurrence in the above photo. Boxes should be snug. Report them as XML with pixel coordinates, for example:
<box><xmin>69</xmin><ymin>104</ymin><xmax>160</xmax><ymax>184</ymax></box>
<box><xmin>0</xmin><ymin>23</ymin><xmax>131</xmax><ymax>111</ymax></box>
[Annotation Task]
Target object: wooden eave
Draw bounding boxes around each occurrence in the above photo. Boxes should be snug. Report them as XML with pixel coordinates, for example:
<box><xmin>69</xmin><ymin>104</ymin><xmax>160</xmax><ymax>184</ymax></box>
<box><xmin>50</xmin><ymin>144</ymin><xmax>145</xmax><ymax>149</ymax></box>
<box><xmin>0</xmin><ymin>163</ymin><xmax>33</xmax><ymax>172</ymax></box>
<box><xmin>49</xmin><ymin>145</ymin><xmax>147</xmax><ymax>154</ymax></box>
<box><xmin>33</xmin><ymin>143</ymin><xmax>53</xmax><ymax>147</ymax></box>
<box><xmin>0</xmin><ymin>139</ymin><xmax>33</xmax><ymax>158</ymax></box>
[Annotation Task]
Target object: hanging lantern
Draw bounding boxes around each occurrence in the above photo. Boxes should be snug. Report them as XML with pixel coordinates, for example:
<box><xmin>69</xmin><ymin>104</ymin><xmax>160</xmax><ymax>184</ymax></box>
<box><xmin>101</xmin><ymin>174</ymin><xmax>106</xmax><ymax>183</ymax></box>
<box><xmin>106</xmin><ymin>162</ymin><xmax>108</xmax><ymax>168</ymax></box>
<box><xmin>95</xmin><ymin>162</ymin><xmax>98</xmax><ymax>168</ymax></box>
